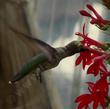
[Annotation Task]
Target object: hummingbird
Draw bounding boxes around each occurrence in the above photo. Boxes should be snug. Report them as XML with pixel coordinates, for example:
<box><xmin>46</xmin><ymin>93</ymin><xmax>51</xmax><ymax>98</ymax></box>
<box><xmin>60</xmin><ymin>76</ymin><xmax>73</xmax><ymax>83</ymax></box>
<box><xmin>8</xmin><ymin>26</ymin><xmax>86</xmax><ymax>84</ymax></box>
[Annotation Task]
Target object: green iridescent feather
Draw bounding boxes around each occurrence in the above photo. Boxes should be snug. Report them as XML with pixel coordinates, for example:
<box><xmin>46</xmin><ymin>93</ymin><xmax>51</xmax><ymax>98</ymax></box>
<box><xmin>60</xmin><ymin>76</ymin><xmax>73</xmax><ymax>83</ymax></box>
<box><xmin>10</xmin><ymin>53</ymin><xmax>48</xmax><ymax>83</ymax></box>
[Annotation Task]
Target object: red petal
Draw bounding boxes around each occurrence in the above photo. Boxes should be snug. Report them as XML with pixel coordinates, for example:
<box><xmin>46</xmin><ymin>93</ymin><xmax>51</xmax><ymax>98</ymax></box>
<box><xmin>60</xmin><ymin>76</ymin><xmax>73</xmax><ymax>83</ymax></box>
<box><xmin>75</xmin><ymin>55</ymin><xmax>82</xmax><ymax>66</ymax></box>
<box><xmin>76</xmin><ymin>94</ymin><xmax>92</xmax><ymax>109</ymax></box>
<box><xmin>86</xmin><ymin>4</ymin><xmax>103</xmax><ymax>20</ymax></box>
<box><xmin>99</xmin><ymin>95</ymin><xmax>106</xmax><ymax>109</ymax></box>
<box><xmin>75</xmin><ymin>94</ymin><xmax>90</xmax><ymax>102</ymax></box>
<box><xmin>86</xmin><ymin>82</ymin><xmax>94</xmax><ymax>90</ymax></box>
<box><xmin>77</xmin><ymin>102</ymin><xmax>88</xmax><ymax>109</ymax></box>
<box><xmin>80</xmin><ymin>10</ymin><xmax>92</xmax><ymax>17</ymax></box>
<box><xmin>93</xmin><ymin>101</ymin><xmax>98</xmax><ymax>109</ymax></box>
<box><xmin>87</xmin><ymin>64</ymin><xmax>99</xmax><ymax>76</ymax></box>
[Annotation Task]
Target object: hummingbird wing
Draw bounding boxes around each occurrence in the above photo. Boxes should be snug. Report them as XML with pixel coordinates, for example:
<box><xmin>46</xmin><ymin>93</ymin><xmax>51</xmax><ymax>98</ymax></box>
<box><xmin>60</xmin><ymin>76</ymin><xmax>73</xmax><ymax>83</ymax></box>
<box><xmin>0</xmin><ymin>16</ymin><xmax>57</xmax><ymax>60</ymax></box>
<box><xmin>8</xmin><ymin>24</ymin><xmax>57</xmax><ymax>60</ymax></box>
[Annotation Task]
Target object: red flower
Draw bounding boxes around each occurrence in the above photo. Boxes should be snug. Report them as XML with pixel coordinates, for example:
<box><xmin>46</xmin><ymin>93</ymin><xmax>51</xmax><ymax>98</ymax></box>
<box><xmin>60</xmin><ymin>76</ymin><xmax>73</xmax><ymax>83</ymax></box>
<box><xmin>75</xmin><ymin>93</ymin><xmax>106</xmax><ymax>109</ymax></box>
<box><xmin>75</xmin><ymin>4</ymin><xmax>110</xmax><ymax>109</ymax></box>
<box><xmin>75</xmin><ymin>24</ymin><xmax>104</xmax><ymax>69</ymax></box>
<box><xmin>75</xmin><ymin>77</ymin><xmax>109</xmax><ymax>109</ymax></box>
<box><xmin>87</xmin><ymin>54</ymin><xmax>108</xmax><ymax>76</ymax></box>
<box><xmin>80</xmin><ymin>4</ymin><xmax>110</xmax><ymax>28</ymax></box>
<box><xmin>92</xmin><ymin>76</ymin><xmax>109</xmax><ymax>94</ymax></box>
<box><xmin>75</xmin><ymin>23</ymin><xmax>104</xmax><ymax>48</ymax></box>
<box><xmin>75</xmin><ymin>51</ymin><xmax>98</xmax><ymax>69</ymax></box>
<box><xmin>75</xmin><ymin>94</ymin><xmax>92</xmax><ymax>109</ymax></box>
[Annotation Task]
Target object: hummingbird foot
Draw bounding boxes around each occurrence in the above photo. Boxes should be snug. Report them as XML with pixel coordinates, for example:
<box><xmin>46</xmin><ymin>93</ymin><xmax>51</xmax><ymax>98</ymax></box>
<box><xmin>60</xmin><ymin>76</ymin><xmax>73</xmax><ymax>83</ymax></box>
<box><xmin>34</xmin><ymin>68</ymin><xmax>42</xmax><ymax>83</ymax></box>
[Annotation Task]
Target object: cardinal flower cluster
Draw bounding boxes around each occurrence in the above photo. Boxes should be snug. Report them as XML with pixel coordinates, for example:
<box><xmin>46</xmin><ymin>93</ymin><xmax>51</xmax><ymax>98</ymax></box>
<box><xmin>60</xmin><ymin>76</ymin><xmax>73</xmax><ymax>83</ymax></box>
<box><xmin>74</xmin><ymin>4</ymin><xmax>110</xmax><ymax>109</ymax></box>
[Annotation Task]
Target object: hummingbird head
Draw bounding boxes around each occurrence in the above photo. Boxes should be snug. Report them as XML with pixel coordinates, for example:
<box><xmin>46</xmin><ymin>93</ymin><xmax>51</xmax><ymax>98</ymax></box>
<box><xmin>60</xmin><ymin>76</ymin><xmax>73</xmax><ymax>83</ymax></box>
<box><xmin>65</xmin><ymin>41</ymin><xmax>86</xmax><ymax>56</ymax></box>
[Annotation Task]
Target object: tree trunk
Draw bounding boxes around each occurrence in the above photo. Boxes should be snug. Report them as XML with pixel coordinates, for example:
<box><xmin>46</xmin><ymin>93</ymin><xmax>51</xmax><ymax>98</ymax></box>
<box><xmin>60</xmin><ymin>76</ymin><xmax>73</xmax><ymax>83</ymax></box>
<box><xmin>0</xmin><ymin>1</ymin><xmax>50</xmax><ymax>109</ymax></box>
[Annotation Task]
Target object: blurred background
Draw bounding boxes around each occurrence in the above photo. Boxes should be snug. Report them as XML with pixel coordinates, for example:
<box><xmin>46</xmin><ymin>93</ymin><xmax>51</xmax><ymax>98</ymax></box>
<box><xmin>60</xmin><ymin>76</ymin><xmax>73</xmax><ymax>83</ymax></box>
<box><xmin>0</xmin><ymin>0</ymin><xmax>109</xmax><ymax>109</ymax></box>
